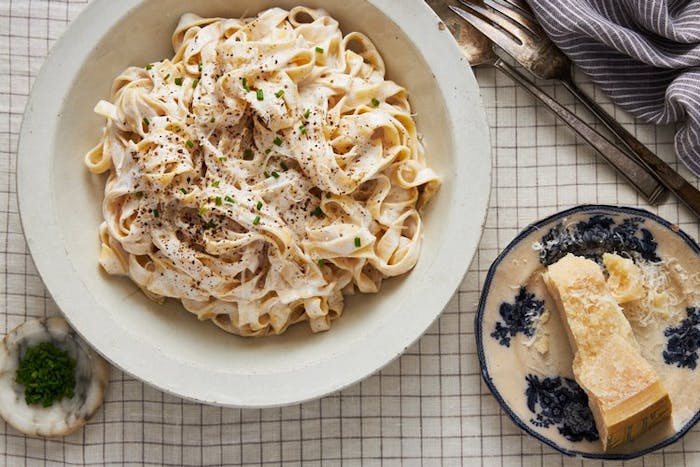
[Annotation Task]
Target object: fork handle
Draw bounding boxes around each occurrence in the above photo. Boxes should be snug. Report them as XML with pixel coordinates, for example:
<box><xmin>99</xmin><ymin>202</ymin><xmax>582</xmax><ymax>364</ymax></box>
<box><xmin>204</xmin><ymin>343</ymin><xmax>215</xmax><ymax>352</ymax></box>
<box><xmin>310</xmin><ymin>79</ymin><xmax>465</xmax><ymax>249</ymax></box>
<box><xmin>560</xmin><ymin>78</ymin><xmax>700</xmax><ymax>217</ymax></box>
<box><xmin>493</xmin><ymin>59</ymin><xmax>666</xmax><ymax>204</ymax></box>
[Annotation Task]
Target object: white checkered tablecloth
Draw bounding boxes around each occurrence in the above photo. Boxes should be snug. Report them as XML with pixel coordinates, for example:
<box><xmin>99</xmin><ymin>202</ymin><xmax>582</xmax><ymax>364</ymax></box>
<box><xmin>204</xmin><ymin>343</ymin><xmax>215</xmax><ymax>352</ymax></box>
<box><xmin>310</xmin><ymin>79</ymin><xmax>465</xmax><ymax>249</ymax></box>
<box><xmin>2</xmin><ymin>1</ymin><xmax>700</xmax><ymax>466</ymax></box>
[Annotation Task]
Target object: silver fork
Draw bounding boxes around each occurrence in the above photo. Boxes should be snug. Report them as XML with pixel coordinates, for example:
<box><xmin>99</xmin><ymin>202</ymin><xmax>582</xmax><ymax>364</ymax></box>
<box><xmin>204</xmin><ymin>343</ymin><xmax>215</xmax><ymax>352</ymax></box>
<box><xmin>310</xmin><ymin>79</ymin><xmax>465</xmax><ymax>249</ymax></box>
<box><xmin>451</xmin><ymin>0</ymin><xmax>700</xmax><ymax>217</ymax></box>
<box><xmin>427</xmin><ymin>1</ymin><xmax>665</xmax><ymax>204</ymax></box>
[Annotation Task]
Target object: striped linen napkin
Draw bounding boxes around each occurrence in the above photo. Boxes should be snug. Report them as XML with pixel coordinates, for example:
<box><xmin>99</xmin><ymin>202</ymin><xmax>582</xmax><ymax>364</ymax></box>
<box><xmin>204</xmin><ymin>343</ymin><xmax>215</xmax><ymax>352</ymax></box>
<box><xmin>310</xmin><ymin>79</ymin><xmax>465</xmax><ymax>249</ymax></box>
<box><xmin>526</xmin><ymin>0</ymin><xmax>700</xmax><ymax>177</ymax></box>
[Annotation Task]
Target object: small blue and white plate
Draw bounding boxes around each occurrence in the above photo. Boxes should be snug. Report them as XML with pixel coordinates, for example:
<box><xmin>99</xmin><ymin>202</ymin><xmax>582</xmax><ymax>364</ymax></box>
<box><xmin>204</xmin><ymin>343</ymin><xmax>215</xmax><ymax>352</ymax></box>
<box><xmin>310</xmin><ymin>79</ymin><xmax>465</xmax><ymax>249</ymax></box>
<box><xmin>476</xmin><ymin>205</ymin><xmax>700</xmax><ymax>459</ymax></box>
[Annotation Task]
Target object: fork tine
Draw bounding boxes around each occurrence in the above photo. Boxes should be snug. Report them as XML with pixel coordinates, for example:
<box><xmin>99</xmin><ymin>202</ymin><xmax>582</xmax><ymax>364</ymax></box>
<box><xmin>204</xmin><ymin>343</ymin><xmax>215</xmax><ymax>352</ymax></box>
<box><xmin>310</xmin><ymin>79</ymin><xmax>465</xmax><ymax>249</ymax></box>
<box><xmin>447</xmin><ymin>5</ymin><xmax>523</xmax><ymax>54</ymax></box>
<box><xmin>454</xmin><ymin>0</ymin><xmax>530</xmax><ymax>44</ymax></box>
<box><xmin>449</xmin><ymin>4</ymin><xmax>526</xmax><ymax>61</ymax></box>
<box><xmin>485</xmin><ymin>0</ymin><xmax>544</xmax><ymax>38</ymax></box>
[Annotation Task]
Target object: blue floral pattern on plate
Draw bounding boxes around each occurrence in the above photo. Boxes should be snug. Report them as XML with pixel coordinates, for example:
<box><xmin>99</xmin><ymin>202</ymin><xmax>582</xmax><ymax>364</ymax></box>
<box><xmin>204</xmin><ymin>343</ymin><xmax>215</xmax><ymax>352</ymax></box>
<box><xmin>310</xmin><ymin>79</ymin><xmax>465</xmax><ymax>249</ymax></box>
<box><xmin>491</xmin><ymin>287</ymin><xmax>544</xmax><ymax>347</ymax></box>
<box><xmin>663</xmin><ymin>307</ymin><xmax>700</xmax><ymax>370</ymax></box>
<box><xmin>525</xmin><ymin>374</ymin><xmax>598</xmax><ymax>443</ymax></box>
<box><xmin>537</xmin><ymin>215</ymin><xmax>659</xmax><ymax>266</ymax></box>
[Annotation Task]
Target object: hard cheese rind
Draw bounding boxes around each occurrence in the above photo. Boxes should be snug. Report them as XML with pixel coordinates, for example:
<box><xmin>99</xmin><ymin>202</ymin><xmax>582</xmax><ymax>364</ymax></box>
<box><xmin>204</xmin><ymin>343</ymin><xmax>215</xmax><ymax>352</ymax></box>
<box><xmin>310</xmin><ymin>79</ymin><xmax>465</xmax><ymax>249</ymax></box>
<box><xmin>543</xmin><ymin>253</ymin><xmax>672</xmax><ymax>450</ymax></box>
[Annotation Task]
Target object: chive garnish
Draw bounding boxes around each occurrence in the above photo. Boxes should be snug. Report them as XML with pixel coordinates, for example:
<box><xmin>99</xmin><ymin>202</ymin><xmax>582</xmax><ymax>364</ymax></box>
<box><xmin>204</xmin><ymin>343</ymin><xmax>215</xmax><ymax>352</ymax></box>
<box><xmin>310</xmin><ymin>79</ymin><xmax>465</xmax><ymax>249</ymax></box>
<box><xmin>256</xmin><ymin>89</ymin><xmax>264</xmax><ymax>101</ymax></box>
<box><xmin>275</xmin><ymin>90</ymin><xmax>285</xmax><ymax>98</ymax></box>
<box><xmin>179</xmin><ymin>188</ymin><xmax>188</xmax><ymax>195</ymax></box>
<box><xmin>174</xmin><ymin>77</ymin><xmax>183</xmax><ymax>86</ymax></box>
<box><xmin>142</xmin><ymin>117</ymin><xmax>149</xmax><ymax>126</ymax></box>
<box><xmin>304</xmin><ymin>109</ymin><xmax>311</xmax><ymax>119</ymax></box>
<box><xmin>299</xmin><ymin>125</ymin><xmax>307</xmax><ymax>135</ymax></box>
<box><xmin>192</xmin><ymin>78</ymin><xmax>199</xmax><ymax>88</ymax></box>
<box><xmin>354</xmin><ymin>237</ymin><xmax>361</xmax><ymax>247</ymax></box>
<box><xmin>186</xmin><ymin>139</ymin><xmax>194</xmax><ymax>148</ymax></box>
<box><xmin>265</xmin><ymin>148</ymin><xmax>272</xmax><ymax>155</ymax></box>
<box><xmin>146</xmin><ymin>63</ymin><xmax>153</xmax><ymax>70</ymax></box>
<box><xmin>263</xmin><ymin>171</ymin><xmax>270</xmax><ymax>178</ymax></box>
<box><xmin>198</xmin><ymin>207</ymin><xmax>208</xmax><ymax>216</ymax></box>
<box><xmin>198</xmin><ymin>63</ymin><xmax>203</xmax><ymax>72</ymax></box>
<box><xmin>371</xmin><ymin>98</ymin><xmax>380</xmax><ymax>107</ymax></box>
<box><xmin>242</xmin><ymin>77</ymin><xmax>250</xmax><ymax>92</ymax></box>
<box><xmin>164</xmin><ymin>73</ymin><xmax>170</xmax><ymax>81</ymax></box>
<box><xmin>256</xmin><ymin>201</ymin><xmax>263</xmax><ymax>210</ymax></box>
<box><xmin>315</xmin><ymin>46</ymin><xmax>324</xmax><ymax>53</ymax></box>
<box><xmin>205</xmin><ymin>220</ymin><xmax>217</xmax><ymax>229</ymax></box>
<box><xmin>210</xmin><ymin>117</ymin><xmax>215</xmax><ymax>123</ymax></box>
<box><xmin>280</xmin><ymin>162</ymin><xmax>288</xmax><ymax>171</ymax></box>
<box><xmin>215</xmin><ymin>196</ymin><xmax>222</xmax><ymax>206</ymax></box>
<box><xmin>253</xmin><ymin>215</ymin><xmax>261</xmax><ymax>225</ymax></box>
<box><xmin>219</xmin><ymin>157</ymin><xmax>227</xmax><ymax>162</ymax></box>
<box><xmin>273</xmin><ymin>137</ymin><xmax>283</xmax><ymax>146</ymax></box>
<box><xmin>212</xmin><ymin>180</ymin><xmax>220</xmax><ymax>188</ymax></box>
<box><xmin>271</xmin><ymin>171</ymin><xmax>280</xmax><ymax>178</ymax></box>
<box><xmin>152</xmin><ymin>209</ymin><xmax>159</xmax><ymax>218</ymax></box>
<box><xmin>312</xmin><ymin>206</ymin><xmax>323</xmax><ymax>217</ymax></box>
<box><xmin>243</xmin><ymin>149</ymin><xmax>254</xmax><ymax>160</ymax></box>
<box><xmin>135</xmin><ymin>191</ymin><xmax>144</xmax><ymax>198</ymax></box>
<box><xmin>224</xmin><ymin>196</ymin><xmax>235</xmax><ymax>204</ymax></box>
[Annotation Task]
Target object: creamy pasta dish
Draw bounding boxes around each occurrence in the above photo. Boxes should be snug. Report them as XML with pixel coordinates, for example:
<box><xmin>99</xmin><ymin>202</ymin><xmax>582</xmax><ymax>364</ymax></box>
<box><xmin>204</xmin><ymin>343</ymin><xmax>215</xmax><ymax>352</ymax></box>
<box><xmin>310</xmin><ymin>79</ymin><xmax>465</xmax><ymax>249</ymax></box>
<box><xmin>85</xmin><ymin>7</ymin><xmax>439</xmax><ymax>336</ymax></box>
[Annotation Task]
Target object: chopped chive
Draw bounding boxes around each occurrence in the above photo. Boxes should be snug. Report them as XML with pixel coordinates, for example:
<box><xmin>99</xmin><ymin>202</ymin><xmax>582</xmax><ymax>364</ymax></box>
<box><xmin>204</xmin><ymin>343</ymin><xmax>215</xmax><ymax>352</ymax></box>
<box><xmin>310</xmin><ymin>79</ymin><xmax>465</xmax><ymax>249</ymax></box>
<box><xmin>318</xmin><ymin>258</ymin><xmax>326</xmax><ymax>268</ymax></box>
<box><xmin>271</xmin><ymin>171</ymin><xmax>280</xmax><ymax>178</ymax></box>
<box><xmin>354</xmin><ymin>237</ymin><xmax>361</xmax><ymax>247</ymax></box>
<box><xmin>280</xmin><ymin>162</ymin><xmax>289</xmax><ymax>171</ymax></box>
<box><xmin>224</xmin><ymin>195</ymin><xmax>235</xmax><ymax>204</ymax></box>
<box><xmin>256</xmin><ymin>89</ymin><xmax>264</xmax><ymax>101</ymax></box>
<box><xmin>215</xmin><ymin>196</ymin><xmax>222</xmax><ymax>206</ymax></box>
<box><xmin>164</xmin><ymin>73</ymin><xmax>170</xmax><ymax>81</ymax></box>
<box><xmin>256</xmin><ymin>201</ymin><xmax>263</xmax><ymax>210</ymax></box>
<box><xmin>205</xmin><ymin>219</ymin><xmax>217</xmax><ymax>229</ymax></box>
<box><xmin>241</xmin><ymin>77</ymin><xmax>250</xmax><ymax>92</ymax></box>
<box><xmin>152</xmin><ymin>209</ymin><xmax>159</xmax><ymax>218</ymax></box>
<box><xmin>243</xmin><ymin>149</ymin><xmax>254</xmax><ymax>160</ymax></box>
<box><xmin>142</xmin><ymin>117</ymin><xmax>150</xmax><ymax>126</ymax></box>
<box><xmin>198</xmin><ymin>207</ymin><xmax>208</xmax><ymax>216</ymax></box>
<box><xmin>179</xmin><ymin>188</ymin><xmax>188</xmax><ymax>195</ymax></box>
<box><xmin>135</xmin><ymin>191</ymin><xmax>144</xmax><ymax>198</ymax></box>
<box><xmin>273</xmin><ymin>137</ymin><xmax>283</xmax><ymax>146</ymax></box>
<box><xmin>312</xmin><ymin>206</ymin><xmax>323</xmax><ymax>218</ymax></box>
<box><xmin>212</xmin><ymin>180</ymin><xmax>220</xmax><ymax>188</ymax></box>
<box><xmin>145</xmin><ymin>63</ymin><xmax>153</xmax><ymax>70</ymax></box>
<box><xmin>371</xmin><ymin>98</ymin><xmax>380</xmax><ymax>107</ymax></box>
<box><xmin>299</xmin><ymin>125</ymin><xmax>307</xmax><ymax>135</ymax></box>
<box><xmin>186</xmin><ymin>139</ymin><xmax>194</xmax><ymax>148</ymax></box>
<box><xmin>219</xmin><ymin>157</ymin><xmax>227</xmax><ymax>162</ymax></box>
<box><xmin>198</xmin><ymin>63</ymin><xmax>203</xmax><ymax>72</ymax></box>
<box><xmin>265</xmin><ymin>148</ymin><xmax>272</xmax><ymax>155</ymax></box>
<box><xmin>304</xmin><ymin>109</ymin><xmax>311</xmax><ymax>119</ymax></box>
<box><xmin>192</xmin><ymin>78</ymin><xmax>199</xmax><ymax>88</ymax></box>
<box><xmin>210</xmin><ymin>117</ymin><xmax>215</xmax><ymax>123</ymax></box>
<box><xmin>174</xmin><ymin>77</ymin><xmax>183</xmax><ymax>86</ymax></box>
<box><xmin>253</xmin><ymin>215</ymin><xmax>261</xmax><ymax>225</ymax></box>
<box><xmin>264</xmin><ymin>171</ymin><xmax>270</xmax><ymax>178</ymax></box>
<box><xmin>315</xmin><ymin>46</ymin><xmax>324</xmax><ymax>53</ymax></box>
<box><xmin>275</xmin><ymin>90</ymin><xmax>285</xmax><ymax>98</ymax></box>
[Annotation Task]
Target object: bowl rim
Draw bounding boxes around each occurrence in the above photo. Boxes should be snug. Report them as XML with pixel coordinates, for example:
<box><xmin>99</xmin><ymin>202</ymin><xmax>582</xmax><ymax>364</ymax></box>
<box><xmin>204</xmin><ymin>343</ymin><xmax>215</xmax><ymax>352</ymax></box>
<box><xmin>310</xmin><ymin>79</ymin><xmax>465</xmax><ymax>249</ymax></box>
<box><xmin>475</xmin><ymin>204</ymin><xmax>700</xmax><ymax>459</ymax></box>
<box><xmin>17</xmin><ymin>0</ymin><xmax>492</xmax><ymax>407</ymax></box>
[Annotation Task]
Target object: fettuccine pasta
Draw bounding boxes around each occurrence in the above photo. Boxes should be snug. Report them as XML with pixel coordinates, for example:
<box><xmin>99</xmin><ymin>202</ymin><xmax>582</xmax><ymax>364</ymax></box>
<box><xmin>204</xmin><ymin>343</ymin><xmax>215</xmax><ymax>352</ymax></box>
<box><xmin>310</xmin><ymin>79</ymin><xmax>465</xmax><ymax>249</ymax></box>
<box><xmin>86</xmin><ymin>7</ymin><xmax>439</xmax><ymax>336</ymax></box>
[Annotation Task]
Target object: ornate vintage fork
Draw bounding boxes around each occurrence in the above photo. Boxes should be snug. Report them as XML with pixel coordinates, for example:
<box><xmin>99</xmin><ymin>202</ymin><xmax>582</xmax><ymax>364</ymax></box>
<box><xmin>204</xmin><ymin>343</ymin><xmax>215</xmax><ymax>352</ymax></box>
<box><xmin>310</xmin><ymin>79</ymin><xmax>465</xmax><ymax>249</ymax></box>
<box><xmin>426</xmin><ymin>0</ymin><xmax>666</xmax><ymax>205</ymax></box>
<box><xmin>450</xmin><ymin>0</ymin><xmax>700</xmax><ymax>217</ymax></box>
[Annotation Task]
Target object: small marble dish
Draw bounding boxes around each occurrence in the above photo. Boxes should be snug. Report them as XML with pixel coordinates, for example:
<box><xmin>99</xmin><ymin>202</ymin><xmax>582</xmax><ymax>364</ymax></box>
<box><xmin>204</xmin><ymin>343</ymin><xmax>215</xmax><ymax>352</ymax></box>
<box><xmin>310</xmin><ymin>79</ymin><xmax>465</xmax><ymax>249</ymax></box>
<box><xmin>476</xmin><ymin>205</ymin><xmax>700</xmax><ymax>459</ymax></box>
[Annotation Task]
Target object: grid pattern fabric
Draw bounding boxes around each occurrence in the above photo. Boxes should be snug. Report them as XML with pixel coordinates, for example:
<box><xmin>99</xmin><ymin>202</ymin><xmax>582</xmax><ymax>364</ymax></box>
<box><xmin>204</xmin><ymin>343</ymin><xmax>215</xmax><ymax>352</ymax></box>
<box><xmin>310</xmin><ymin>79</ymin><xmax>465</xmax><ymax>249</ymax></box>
<box><xmin>1</xmin><ymin>1</ymin><xmax>700</xmax><ymax>465</ymax></box>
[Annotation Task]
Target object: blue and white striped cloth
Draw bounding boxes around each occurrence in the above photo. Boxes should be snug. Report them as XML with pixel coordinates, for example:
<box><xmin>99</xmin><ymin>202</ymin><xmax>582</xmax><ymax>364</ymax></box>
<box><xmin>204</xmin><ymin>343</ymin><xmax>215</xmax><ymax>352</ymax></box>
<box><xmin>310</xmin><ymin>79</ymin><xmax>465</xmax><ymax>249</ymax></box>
<box><xmin>526</xmin><ymin>0</ymin><xmax>700</xmax><ymax>177</ymax></box>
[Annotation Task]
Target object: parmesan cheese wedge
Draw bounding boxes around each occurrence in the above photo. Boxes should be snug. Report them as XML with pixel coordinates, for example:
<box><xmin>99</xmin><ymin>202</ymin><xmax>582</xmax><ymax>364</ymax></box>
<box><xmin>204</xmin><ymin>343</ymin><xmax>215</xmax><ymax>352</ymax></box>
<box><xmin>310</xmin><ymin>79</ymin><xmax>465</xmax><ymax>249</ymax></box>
<box><xmin>543</xmin><ymin>253</ymin><xmax>672</xmax><ymax>450</ymax></box>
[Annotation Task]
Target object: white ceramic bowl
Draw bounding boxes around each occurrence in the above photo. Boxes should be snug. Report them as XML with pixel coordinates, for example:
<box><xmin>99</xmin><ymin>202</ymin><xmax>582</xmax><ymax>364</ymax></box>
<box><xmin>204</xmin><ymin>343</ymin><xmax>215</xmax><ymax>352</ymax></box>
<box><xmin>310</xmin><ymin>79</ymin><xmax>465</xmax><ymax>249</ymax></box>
<box><xmin>17</xmin><ymin>0</ymin><xmax>491</xmax><ymax>407</ymax></box>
